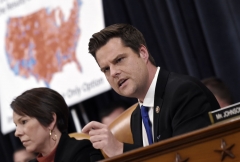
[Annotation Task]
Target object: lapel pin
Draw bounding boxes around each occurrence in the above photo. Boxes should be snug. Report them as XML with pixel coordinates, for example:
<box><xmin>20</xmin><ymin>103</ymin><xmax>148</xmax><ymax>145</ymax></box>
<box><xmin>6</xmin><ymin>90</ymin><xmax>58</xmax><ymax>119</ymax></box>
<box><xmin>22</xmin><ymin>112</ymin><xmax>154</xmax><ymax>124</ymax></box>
<box><xmin>156</xmin><ymin>106</ymin><xmax>160</xmax><ymax>113</ymax></box>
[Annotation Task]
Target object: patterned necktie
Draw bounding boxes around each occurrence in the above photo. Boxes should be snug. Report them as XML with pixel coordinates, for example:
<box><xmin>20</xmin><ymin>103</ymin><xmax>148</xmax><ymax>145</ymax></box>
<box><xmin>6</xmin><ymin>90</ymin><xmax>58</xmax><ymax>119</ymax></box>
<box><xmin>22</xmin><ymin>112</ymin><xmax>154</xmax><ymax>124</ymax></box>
<box><xmin>140</xmin><ymin>105</ymin><xmax>153</xmax><ymax>144</ymax></box>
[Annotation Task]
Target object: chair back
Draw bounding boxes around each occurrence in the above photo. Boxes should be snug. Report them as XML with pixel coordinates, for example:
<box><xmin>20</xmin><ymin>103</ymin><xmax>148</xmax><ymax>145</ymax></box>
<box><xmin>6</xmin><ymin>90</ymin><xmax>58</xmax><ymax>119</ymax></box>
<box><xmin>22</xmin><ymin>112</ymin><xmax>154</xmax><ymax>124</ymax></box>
<box><xmin>108</xmin><ymin>103</ymin><xmax>138</xmax><ymax>144</ymax></box>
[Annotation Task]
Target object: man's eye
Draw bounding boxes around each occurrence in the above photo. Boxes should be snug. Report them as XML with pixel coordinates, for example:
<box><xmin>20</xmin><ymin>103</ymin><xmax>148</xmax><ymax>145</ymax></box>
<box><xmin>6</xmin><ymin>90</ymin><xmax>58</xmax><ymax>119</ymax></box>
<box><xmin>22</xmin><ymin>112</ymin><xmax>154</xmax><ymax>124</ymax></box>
<box><xmin>103</xmin><ymin>67</ymin><xmax>109</xmax><ymax>73</ymax></box>
<box><xmin>116</xmin><ymin>57</ymin><xmax>123</xmax><ymax>63</ymax></box>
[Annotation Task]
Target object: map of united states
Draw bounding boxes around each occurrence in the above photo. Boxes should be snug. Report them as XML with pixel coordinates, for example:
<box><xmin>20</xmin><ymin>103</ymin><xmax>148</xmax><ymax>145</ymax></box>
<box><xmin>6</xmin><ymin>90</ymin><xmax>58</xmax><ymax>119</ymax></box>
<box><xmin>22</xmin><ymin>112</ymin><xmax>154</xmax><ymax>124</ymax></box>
<box><xmin>5</xmin><ymin>0</ymin><xmax>82</xmax><ymax>87</ymax></box>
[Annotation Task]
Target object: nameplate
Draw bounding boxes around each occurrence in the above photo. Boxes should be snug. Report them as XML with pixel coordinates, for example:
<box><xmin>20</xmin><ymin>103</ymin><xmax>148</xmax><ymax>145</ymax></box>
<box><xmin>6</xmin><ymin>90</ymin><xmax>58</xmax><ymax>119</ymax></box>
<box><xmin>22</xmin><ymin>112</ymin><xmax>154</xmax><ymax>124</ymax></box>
<box><xmin>208</xmin><ymin>102</ymin><xmax>240</xmax><ymax>124</ymax></box>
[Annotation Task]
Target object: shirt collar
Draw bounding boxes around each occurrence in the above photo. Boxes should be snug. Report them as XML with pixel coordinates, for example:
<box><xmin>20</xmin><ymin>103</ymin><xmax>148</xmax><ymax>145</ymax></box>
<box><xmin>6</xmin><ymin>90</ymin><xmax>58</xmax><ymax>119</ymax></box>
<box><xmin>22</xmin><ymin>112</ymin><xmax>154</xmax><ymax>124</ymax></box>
<box><xmin>139</xmin><ymin>67</ymin><xmax>160</xmax><ymax>108</ymax></box>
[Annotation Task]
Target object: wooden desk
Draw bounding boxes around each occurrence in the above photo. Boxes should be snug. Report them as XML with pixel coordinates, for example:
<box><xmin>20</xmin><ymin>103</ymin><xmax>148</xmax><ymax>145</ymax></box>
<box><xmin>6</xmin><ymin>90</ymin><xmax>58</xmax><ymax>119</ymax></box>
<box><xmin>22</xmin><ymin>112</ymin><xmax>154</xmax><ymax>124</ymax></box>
<box><xmin>100</xmin><ymin>117</ymin><xmax>240</xmax><ymax>162</ymax></box>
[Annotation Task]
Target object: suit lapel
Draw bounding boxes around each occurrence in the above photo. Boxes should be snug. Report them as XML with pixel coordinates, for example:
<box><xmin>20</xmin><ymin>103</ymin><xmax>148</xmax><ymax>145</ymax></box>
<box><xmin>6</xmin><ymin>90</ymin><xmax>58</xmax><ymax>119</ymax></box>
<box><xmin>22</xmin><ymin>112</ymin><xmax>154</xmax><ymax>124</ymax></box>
<box><xmin>153</xmin><ymin>69</ymin><xmax>169</xmax><ymax>142</ymax></box>
<box><xmin>131</xmin><ymin>104</ymin><xmax>143</xmax><ymax>146</ymax></box>
<box><xmin>153</xmin><ymin>99</ymin><xmax>163</xmax><ymax>142</ymax></box>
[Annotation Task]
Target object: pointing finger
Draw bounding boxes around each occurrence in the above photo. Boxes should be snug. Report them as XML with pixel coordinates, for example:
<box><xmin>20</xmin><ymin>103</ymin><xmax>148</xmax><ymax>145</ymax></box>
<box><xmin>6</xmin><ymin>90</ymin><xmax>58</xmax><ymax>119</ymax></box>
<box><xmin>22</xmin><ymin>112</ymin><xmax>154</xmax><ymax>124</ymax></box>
<box><xmin>82</xmin><ymin>121</ymin><xmax>106</xmax><ymax>133</ymax></box>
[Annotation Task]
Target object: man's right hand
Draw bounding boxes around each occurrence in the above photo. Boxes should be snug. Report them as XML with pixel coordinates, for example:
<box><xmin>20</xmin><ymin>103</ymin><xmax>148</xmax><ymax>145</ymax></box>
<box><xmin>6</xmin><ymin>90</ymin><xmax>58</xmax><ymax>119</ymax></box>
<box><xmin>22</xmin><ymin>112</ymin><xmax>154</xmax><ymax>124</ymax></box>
<box><xmin>82</xmin><ymin>121</ymin><xmax>123</xmax><ymax>157</ymax></box>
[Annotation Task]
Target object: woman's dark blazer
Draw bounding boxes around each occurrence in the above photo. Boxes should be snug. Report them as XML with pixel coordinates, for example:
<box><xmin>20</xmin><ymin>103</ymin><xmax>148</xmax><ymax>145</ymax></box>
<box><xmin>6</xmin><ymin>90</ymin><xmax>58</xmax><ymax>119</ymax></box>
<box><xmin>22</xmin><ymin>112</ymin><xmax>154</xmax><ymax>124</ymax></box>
<box><xmin>30</xmin><ymin>132</ymin><xmax>103</xmax><ymax>162</ymax></box>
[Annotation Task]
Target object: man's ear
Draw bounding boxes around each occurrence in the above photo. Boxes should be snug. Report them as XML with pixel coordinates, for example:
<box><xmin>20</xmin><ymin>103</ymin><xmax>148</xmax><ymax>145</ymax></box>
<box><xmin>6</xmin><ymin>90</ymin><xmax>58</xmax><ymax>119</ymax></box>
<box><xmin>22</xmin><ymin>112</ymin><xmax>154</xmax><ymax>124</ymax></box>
<box><xmin>139</xmin><ymin>45</ymin><xmax>149</xmax><ymax>62</ymax></box>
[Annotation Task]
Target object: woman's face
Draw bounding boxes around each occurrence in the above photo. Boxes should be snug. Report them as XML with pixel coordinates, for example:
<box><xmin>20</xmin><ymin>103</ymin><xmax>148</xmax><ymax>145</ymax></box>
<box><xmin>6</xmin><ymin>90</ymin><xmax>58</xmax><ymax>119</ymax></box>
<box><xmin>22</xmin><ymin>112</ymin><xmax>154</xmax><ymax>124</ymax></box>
<box><xmin>13</xmin><ymin>112</ymin><xmax>51</xmax><ymax>153</ymax></box>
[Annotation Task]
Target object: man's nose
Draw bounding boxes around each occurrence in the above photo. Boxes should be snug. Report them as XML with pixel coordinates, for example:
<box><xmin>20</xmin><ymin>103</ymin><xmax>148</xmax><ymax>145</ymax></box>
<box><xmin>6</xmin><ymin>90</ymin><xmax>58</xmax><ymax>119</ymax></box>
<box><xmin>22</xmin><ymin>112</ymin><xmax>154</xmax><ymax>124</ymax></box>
<box><xmin>110</xmin><ymin>66</ymin><xmax>120</xmax><ymax>77</ymax></box>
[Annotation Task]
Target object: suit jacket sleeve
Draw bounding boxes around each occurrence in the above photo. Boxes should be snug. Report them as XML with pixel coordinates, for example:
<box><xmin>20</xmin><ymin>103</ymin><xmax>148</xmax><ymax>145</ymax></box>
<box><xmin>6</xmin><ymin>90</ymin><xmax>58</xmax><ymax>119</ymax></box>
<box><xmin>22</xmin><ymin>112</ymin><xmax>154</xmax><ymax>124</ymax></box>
<box><xmin>163</xmin><ymin>77</ymin><xmax>219</xmax><ymax>137</ymax></box>
<box><xmin>123</xmin><ymin>143</ymin><xmax>141</xmax><ymax>152</ymax></box>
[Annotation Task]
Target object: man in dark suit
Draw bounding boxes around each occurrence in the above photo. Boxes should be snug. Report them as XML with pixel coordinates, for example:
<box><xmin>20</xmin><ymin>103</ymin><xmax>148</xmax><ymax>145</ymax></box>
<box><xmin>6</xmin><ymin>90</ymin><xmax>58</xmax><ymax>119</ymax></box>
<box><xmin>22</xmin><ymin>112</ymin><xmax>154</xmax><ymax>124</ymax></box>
<box><xmin>82</xmin><ymin>24</ymin><xmax>219</xmax><ymax>157</ymax></box>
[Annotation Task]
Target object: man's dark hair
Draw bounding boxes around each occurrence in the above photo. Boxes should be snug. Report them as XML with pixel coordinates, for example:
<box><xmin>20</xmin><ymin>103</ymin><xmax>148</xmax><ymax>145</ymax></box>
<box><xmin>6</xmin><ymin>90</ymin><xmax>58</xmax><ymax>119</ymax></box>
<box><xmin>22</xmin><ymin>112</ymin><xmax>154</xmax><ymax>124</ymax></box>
<box><xmin>88</xmin><ymin>23</ymin><xmax>156</xmax><ymax>65</ymax></box>
<box><xmin>11</xmin><ymin>87</ymin><xmax>69</xmax><ymax>133</ymax></box>
<box><xmin>202</xmin><ymin>77</ymin><xmax>233</xmax><ymax>105</ymax></box>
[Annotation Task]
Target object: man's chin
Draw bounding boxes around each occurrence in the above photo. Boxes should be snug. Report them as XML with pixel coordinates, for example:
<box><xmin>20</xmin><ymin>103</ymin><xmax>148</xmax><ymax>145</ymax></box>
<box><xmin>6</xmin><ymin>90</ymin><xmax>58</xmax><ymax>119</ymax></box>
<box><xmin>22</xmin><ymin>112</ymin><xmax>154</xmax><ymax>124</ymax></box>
<box><xmin>119</xmin><ymin>91</ymin><xmax>134</xmax><ymax>98</ymax></box>
<box><xmin>115</xmin><ymin>86</ymin><xmax>134</xmax><ymax>97</ymax></box>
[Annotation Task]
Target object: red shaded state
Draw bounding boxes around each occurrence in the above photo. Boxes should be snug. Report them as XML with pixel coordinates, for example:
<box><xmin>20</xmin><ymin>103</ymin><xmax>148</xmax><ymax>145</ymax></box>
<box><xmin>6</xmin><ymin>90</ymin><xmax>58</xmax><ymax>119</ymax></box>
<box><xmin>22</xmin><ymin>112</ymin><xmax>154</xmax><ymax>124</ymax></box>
<box><xmin>5</xmin><ymin>0</ymin><xmax>81</xmax><ymax>85</ymax></box>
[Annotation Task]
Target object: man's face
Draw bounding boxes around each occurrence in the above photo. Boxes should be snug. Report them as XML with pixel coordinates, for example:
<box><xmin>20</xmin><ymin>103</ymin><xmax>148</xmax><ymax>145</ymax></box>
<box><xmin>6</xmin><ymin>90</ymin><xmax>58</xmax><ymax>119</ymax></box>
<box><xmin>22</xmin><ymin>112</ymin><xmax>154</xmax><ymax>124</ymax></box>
<box><xmin>96</xmin><ymin>37</ymin><xmax>149</xmax><ymax>99</ymax></box>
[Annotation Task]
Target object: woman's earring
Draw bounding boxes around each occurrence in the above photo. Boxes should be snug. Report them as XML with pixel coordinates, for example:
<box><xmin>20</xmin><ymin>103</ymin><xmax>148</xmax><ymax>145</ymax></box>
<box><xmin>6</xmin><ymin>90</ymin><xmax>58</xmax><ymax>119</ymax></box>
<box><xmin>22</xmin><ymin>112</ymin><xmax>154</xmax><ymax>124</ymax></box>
<box><xmin>49</xmin><ymin>129</ymin><xmax>57</xmax><ymax>141</ymax></box>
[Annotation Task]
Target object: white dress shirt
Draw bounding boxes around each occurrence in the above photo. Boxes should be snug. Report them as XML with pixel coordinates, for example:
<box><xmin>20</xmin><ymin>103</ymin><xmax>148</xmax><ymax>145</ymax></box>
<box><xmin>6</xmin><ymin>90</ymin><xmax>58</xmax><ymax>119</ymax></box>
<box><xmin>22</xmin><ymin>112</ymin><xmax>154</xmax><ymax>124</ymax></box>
<box><xmin>139</xmin><ymin>67</ymin><xmax>160</xmax><ymax>146</ymax></box>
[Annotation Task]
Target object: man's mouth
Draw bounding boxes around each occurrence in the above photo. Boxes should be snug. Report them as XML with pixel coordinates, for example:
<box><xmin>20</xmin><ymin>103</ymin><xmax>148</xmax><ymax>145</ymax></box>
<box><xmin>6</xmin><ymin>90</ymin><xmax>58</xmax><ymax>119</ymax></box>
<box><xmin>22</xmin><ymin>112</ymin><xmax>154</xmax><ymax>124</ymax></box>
<box><xmin>118</xmin><ymin>79</ymin><xmax>127</xmax><ymax>87</ymax></box>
